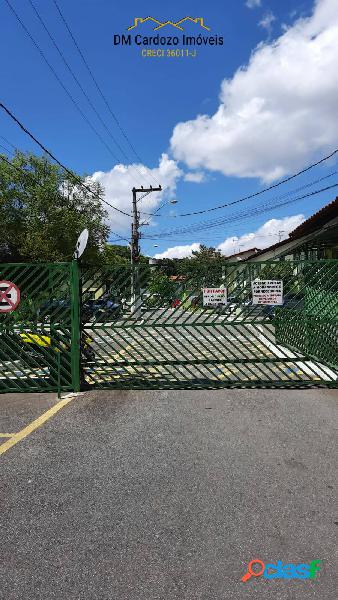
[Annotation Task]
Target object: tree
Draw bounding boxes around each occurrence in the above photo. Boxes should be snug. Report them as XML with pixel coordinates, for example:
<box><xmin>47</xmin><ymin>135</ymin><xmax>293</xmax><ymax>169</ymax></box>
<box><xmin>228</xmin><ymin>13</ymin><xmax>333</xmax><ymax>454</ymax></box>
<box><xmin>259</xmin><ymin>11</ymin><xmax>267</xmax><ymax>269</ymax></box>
<box><xmin>145</xmin><ymin>272</ymin><xmax>177</xmax><ymax>307</ymax></box>
<box><xmin>175</xmin><ymin>245</ymin><xmax>224</xmax><ymax>285</ymax></box>
<box><xmin>101</xmin><ymin>244</ymin><xmax>130</xmax><ymax>265</ymax></box>
<box><xmin>101</xmin><ymin>244</ymin><xmax>148</xmax><ymax>265</ymax></box>
<box><xmin>0</xmin><ymin>152</ymin><xmax>109</xmax><ymax>262</ymax></box>
<box><xmin>191</xmin><ymin>244</ymin><xmax>223</xmax><ymax>261</ymax></box>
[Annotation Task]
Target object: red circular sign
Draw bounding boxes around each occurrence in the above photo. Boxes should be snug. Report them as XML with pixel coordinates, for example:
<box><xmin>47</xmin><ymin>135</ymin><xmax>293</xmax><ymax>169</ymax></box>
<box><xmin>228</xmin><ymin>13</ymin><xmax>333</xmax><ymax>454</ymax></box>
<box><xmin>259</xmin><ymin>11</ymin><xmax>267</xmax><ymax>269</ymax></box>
<box><xmin>0</xmin><ymin>280</ymin><xmax>21</xmax><ymax>313</ymax></box>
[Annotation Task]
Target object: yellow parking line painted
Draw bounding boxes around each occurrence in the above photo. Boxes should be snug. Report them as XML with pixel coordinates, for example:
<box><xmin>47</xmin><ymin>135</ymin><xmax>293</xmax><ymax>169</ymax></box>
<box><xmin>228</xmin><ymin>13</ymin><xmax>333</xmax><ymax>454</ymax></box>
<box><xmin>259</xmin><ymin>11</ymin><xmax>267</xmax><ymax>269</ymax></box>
<box><xmin>111</xmin><ymin>344</ymin><xmax>134</xmax><ymax>361</ymax></box>
<box><xmin>0</xmin><ymin>393</ymin><xmax>79</xmax><ymax>457</ymax></box>
<box><xmin>0</xmin><ymin>433</ymin><xmax>14</xmax><ymax>438</ymax></box>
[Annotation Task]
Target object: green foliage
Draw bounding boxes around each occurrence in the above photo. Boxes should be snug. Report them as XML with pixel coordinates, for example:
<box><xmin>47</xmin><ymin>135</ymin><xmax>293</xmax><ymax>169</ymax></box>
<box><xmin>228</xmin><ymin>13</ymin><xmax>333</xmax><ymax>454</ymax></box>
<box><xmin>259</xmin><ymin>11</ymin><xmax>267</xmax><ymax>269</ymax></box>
<box><xmin>101</xmin><ymin>244</ymin><xmax>148</xmax><ymax>265</ymax></box>
<box><xmin>146</xmin><ymin>272</ymin><xmax>177</xmax><ymax>307</ymax></box>
<box><xmin>155</xmin><ymin>245</ymin><xmax>224</xmax><ymax>281</ymax></box>
<box><xmin>0</xmin><ymin>151</ymin><xmax>109</xmax><ymax>262</ymax></box>
<box><xmin>257</xmin><ymin>262</ymin><xmax>294</xmax><ymax>293</ymax></box>
<box><xmin>191</xmin><ymin>244</ymin><xmax>223</xmax><ymax>261</ymax></box>
<box><xmin>101</xmin><ymin>244</ymin><xmax>130</xmax><ymax>265</ymax></box>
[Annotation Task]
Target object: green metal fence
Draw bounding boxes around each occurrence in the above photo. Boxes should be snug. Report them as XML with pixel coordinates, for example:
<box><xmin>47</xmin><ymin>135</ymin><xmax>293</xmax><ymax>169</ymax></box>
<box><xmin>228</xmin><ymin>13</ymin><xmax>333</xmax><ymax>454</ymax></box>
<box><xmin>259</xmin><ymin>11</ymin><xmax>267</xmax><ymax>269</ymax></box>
<box><xmin>0</xmin><ymin>260</ymin><xmax>337</xmax><ymax>392</ymax></box>
<box><xmin>80</xmin><ymin>259</ymin><xmax>338</xmax><ymax>390</ymax></box>
<box><xmin>0</xmin><ymin>262</ymin><xmax>80</xmax><ymax>393</ymax></box>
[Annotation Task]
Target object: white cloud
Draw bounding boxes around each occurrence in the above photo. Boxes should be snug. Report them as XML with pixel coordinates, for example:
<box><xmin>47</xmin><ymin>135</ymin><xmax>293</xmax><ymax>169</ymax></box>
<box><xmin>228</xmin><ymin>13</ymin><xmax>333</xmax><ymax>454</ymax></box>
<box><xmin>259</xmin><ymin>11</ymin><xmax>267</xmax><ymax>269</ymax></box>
<box><xmin>216</xmin><ymin>214</ymin><xmax>304</xmax><ymax>255</ymax></box>
<box><xmin>170</xmin><ymin>0</ymin><xmax>338</xmax><ymax>182</ymax></box>
<box><xmin>259</xmin><ymin>10</ymin><xmax>276</xmax><ymax>33</ymax></box>
<box><xmin>153</xmin><ymin>215</ymin><xmax>304</xmax><ymax>259</ymax></box>
<box><xmin>90</xmin><ymin>154</ymin><xmax>182</xmax><ymax>234</ymax></box>
<box><xmin>154</xmin><ymin>243</ymin><xmax>201</xmax><ymax>259</ymax></box>
<box><xmin>246</xmin><ymin>0</ymin><xmax>262</xmax><ymax>8</ymax></box>
<box><xmin>184</xmin><ymin>171</ymin><xmax>206</xmax><ymax>183</ymax></box>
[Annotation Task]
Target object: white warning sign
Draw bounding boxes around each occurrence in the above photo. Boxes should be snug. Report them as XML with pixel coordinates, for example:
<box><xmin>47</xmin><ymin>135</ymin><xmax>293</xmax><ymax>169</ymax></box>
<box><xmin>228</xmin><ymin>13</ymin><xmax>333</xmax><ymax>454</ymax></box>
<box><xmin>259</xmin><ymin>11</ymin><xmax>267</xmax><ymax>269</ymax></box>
<box><xmin>202</xmin><ymin>287</ymin><xmax>227</xmax><ymax>307</ymax></box>
<box><xmin>251</xmin><ymin>280</ymin><xmax>283</xmax><ymax>305</ymax></box>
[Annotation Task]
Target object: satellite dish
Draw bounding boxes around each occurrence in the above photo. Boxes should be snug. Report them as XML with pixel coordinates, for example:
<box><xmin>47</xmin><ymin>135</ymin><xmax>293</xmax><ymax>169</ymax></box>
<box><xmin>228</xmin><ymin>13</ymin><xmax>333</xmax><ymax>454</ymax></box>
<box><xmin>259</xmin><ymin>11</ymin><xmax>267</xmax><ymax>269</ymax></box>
<box><xmin>74</xmin><ymin>228</ymin><xmax>89</xmax><ymax>259</ymax></box>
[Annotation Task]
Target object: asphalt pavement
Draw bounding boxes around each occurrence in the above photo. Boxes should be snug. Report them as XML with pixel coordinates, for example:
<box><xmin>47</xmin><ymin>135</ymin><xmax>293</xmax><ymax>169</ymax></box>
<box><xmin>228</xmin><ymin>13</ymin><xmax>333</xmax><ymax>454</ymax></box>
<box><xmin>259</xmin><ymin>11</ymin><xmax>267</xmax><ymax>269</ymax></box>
<box><xmin>0</xmin><ymin>388</ymin><xmax>337</xmax><ymax>599</ymax></box>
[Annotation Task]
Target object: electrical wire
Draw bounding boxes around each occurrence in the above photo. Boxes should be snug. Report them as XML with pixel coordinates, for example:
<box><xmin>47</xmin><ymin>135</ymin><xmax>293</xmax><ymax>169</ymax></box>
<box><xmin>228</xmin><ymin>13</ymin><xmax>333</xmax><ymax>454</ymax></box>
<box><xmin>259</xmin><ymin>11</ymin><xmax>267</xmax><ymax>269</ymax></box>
<box><xmin>0</xmin><ymin>153</ymin><xmax>126</xmax><ymax>241</ymax></box>
<box><xmin>172</xmin><ymin>147</ymin><xmax>338</xmax><ymax>217</ymax></box>
<box><xmin>4</xmin><ymin>0</ymin><xmax>142</xmax><ymax>190</ymax></box>
<box><xmin>142</xmin><ymin>233</ymin><xmax>288</xmax><ymax>243</ymax></box>
<box><xmin>0</xmin><ymin>134</ymin><xmax>17</xmax><ymax>150</ymax></box>
<box><xmin>52</xmin><ymin>0</ymin><xmax>162</xmax><ymax>189</ymax></box>
<box><xmin>141</xmin><ymin>182</ymin><xmax>338</xmax><ymax>239</ymax></box>
<box><xmin>140</xmin><ymin>174</ymin><xmax>337</xmax><ymax>238</ymax></box>
<box><xmin>141</xmin><ymin>171</ymin><xmax>337</xmax><ymax>236</ymax></box>
<box><xmin>0</xmin><ymin>101</ymin><xmax>132</xmax><ymax>217</ymax></box>
<box><xmin>109</xmin><ymin>236</ymin><xmax>130</xmax><ymax>244</ymax></box>
<box><xmin>26</xmin><ymin>0</ymin><xmax>153</xmax><ymax>189</ymax></box>
<box><xmin>0</xmin><ymin>142</ymin><xmax>13</xmax><ymax>155</ymax></box>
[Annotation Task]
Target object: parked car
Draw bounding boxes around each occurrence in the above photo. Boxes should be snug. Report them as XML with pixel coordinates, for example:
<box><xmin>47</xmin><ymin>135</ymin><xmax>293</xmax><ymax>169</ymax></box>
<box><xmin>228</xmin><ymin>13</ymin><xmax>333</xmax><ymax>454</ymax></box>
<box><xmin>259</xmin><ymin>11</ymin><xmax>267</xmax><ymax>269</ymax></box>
<box><xmin>37</xmin><ymin>299</ymin><xmax>71</xmax><ymax>320</ymax></box>
<box><xmin>0</xmin><ymin>330</ymin><xmax>94</xmax><ymax>384</ymax></box>
<box><xmin>82</xmin><ymin>298</ymin><xmax>121</xmax><ymax>321</ymax></box>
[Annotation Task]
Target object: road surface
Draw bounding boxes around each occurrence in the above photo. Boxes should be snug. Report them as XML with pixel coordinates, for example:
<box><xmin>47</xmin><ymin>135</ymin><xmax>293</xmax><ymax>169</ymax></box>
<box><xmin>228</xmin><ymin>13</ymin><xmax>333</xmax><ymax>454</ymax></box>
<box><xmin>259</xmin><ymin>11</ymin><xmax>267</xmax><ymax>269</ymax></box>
<box><xmin>1</xmin><ymin>387</ymin><xmax>337</xmax><ymax>599</ymax></box>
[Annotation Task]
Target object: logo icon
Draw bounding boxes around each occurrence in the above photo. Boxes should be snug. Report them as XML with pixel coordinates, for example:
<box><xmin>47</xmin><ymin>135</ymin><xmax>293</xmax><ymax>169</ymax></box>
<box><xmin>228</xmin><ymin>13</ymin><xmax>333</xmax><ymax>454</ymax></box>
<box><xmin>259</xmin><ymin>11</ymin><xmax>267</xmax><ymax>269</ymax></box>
<box><xmin>127</xmin><ymin>16</ymin><xmax>210</xmax><ymax>32</ymax></box>
<box><xmin>241</xmin><ymin>559</ymin><xmax>321</xmax><ymax>582</ymax></box>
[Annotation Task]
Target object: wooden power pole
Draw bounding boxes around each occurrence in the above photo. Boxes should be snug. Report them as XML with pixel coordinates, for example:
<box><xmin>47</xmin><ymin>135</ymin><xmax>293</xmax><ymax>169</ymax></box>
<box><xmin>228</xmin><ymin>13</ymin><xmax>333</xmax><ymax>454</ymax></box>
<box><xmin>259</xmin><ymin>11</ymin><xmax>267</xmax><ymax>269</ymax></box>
<box><xmin>130</xmin><ymin>185</ymin><xmax>162</xmax><ymax>314</ymax></box>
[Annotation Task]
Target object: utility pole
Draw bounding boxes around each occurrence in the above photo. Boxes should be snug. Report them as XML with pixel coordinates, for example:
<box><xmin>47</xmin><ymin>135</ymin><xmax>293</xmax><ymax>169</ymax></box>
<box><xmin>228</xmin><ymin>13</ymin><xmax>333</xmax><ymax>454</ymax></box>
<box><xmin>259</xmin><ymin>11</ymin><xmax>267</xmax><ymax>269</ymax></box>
<box><xmin>130</xmin><ymin>185</ymin><xmax>162</xmax><ymax>315</ymax></box>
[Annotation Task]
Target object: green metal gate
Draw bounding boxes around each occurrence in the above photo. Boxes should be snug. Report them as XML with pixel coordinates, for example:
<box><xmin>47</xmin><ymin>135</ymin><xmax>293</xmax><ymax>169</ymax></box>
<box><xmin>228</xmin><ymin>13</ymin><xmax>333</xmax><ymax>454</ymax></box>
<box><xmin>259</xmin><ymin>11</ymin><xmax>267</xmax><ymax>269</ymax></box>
<box><xmin>0</xmin><ymin>260</ymin><xmax>337</xmax><ymax>392</ymax></box>
<box><xmin>80</xmin><ymin>260</ymin><xmax>338</xmax><ymax>389</ymax></box>
<box><xmin>0</xmin><ymin>262</ymin><xmax>80</xmax><ymax>393</ymax></box>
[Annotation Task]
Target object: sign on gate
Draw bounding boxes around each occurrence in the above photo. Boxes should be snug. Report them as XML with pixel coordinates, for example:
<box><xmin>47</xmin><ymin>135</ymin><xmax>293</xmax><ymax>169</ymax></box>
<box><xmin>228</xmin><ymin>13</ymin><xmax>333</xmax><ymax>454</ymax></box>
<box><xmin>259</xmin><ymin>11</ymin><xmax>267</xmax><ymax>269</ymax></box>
<box><xmin>202</xmin><ymin>287</ymin><xmax>227</xmax><ymax>306</ymax></box>
<box><xmin>79</xmin><ymin>261</ymin><xmax>337</xmax><ymax>391</ymax></box>
<box><xmin>251</xmin><ymin>280</ymin><xmax>283</xmax><ymax>305</ymax></box>
<box><xmin>0</xmin><ymin>280</ymin><xmax>20</xmax><ymax>313</ymax></box>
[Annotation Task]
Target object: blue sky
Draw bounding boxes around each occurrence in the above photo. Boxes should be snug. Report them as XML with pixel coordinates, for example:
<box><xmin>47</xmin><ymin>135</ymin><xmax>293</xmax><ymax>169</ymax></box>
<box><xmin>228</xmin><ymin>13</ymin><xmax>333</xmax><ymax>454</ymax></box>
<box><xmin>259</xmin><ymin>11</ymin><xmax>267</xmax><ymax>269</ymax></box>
<box><xmin>1</xmin><ymin>0</ymin><xmax>337</xmax><ymax>257</ymax></box>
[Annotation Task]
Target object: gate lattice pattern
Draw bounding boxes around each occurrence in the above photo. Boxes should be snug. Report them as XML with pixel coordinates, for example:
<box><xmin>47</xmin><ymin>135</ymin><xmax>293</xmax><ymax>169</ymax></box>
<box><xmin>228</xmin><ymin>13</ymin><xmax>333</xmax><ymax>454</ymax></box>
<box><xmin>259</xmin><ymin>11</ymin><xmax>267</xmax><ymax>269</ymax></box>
<box><xmin>80</xmin><ymin>260</ymin><xmax>338</xmax><ymax>389</ymax></box>
<box><xmin>0</xmin><ymin>263</ymin><xmax>76</xmax><ymax>393</ymax></box>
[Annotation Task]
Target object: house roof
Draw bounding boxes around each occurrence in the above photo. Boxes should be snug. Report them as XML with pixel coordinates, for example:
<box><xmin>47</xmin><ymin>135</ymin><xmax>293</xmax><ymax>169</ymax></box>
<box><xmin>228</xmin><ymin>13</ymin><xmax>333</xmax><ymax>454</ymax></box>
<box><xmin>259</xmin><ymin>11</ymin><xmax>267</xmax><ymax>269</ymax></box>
<box><xmin>248</xmin><ymin>196</ymin><xmax>338</xmax><ymax>260</ymax></box>
<box><xmin>169</xmin><ymin>275</ymin><xmax>187</xmax><ymax>281</ymax></box>
<box><xmin>247</xmin><ymin>238</ymin><xmax>290</xmax><ymax>259</ymax></box>
<box><xmin>225</xmin><ymin>247</ymin><xmax>261</xmax><ymax>259</ymax></box>
<box><xmin>289</xmin><ymin>196</ymin><xmax>338</xmax><ymax>239</ymax></box>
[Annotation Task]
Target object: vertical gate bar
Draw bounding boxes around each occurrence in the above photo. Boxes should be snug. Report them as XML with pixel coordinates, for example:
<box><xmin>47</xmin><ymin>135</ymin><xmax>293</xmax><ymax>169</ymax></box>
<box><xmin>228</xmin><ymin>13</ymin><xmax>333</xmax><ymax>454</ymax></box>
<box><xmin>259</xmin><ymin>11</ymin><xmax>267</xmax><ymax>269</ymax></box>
<box><xmin>57</xmin><ymin>349</ymin><xmax>61</xmax><ymax>398</ymax></box>
<box><xmin>70</xmin><ymin>260</ymin><xmax>81</xmax><ymax>392</ymax></box>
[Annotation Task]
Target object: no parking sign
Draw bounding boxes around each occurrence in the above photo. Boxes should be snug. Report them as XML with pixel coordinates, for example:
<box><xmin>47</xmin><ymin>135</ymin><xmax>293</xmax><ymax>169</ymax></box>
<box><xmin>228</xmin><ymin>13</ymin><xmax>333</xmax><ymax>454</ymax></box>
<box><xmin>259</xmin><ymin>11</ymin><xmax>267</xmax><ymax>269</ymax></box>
<box><xmin>0</xmin><ymin>280</ymin><xmax>20</xmax><ymax>313</ymax></box>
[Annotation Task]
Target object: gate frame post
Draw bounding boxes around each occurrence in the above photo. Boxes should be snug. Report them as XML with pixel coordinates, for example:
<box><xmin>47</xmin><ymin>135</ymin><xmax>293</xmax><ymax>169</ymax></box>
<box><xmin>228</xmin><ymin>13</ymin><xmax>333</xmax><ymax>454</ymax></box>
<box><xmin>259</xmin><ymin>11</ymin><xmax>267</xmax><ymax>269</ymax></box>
<box><xmin>70</xmin><ymin>259</ymin><xmax>81</xmax><ymax>392</ymax></box>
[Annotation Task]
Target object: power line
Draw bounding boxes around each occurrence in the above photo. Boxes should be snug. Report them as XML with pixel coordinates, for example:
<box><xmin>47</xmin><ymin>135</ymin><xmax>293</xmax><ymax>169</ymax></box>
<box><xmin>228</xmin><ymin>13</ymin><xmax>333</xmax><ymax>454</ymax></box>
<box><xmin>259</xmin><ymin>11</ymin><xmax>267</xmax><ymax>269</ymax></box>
<box><xmin>0</xmin><ymin>134</ymin><xmax>17</xmax><ymax>150</ymax></box>
<box><xmin>142</xmin><ymin>182</ymin><xmax>338</xmax><ymax>239</ymax></box>
<box><xmin>141</xmin><ymin>233</ymin><xmax>288</xmax><ymax>243</ymax></box>
<box><xmin>0</xmin><ymin>101</ymin><xmax>132</xmax><ymax>217</ymax></box>
<box><xmin>172</xmin><ymin>147</ymin><xmax>338</xmax><ymax>218</ymax></box>
<box><xmin>141</xmin><ymin>171</ymin><xmax>337</xmax><ymax>236</ymax></box>
<box><xmin>0</xmin><ymin>142</ymin><xmax>13</xmax><ymax>155</ymax></box>
<box><xmin>26</xmin><ymin>0</ymin><xmax>152</xmax><ymax>189</ymax></box>
<box><xmin>108</xmin><ymin>233</ymin><xmax>130</xmax><ymax>243</ymax></box>
<box><xmin>4</xmin><ymin>0</ymin><xmax>139</xmax><ymax>185</ymax></box>
<box><xmin>0</xmin><ymin>153</ymin><xmax>126</xmax><ymax>241</ymax></box>
<box><xmin>52</xmin><ymin>0</ymin><xmax>161</xmax><ymax>188</ymax></box>
<box><xmin>138</xmin><ymin>146</ymin><xmax>338</xmax><ymax>219</ymax></box>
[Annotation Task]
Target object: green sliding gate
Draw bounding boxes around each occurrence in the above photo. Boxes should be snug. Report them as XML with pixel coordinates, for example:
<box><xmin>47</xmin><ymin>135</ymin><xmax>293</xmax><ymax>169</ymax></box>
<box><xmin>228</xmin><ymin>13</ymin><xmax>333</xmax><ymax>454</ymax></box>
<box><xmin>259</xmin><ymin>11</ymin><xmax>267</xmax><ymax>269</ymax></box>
<box><xmin>0</xmin><ymin>262</ymin><xmax>80</xmax><ymax>393</ymax></box>
<box><xmin>0</xmin><ymin>260</ymin><xmax>337</xmax><ymax>392</ymax></box>
<box><xmin>80</xmin><ymin>259</ymin><xmax>338</xmax><ymax>389</ymax></box>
